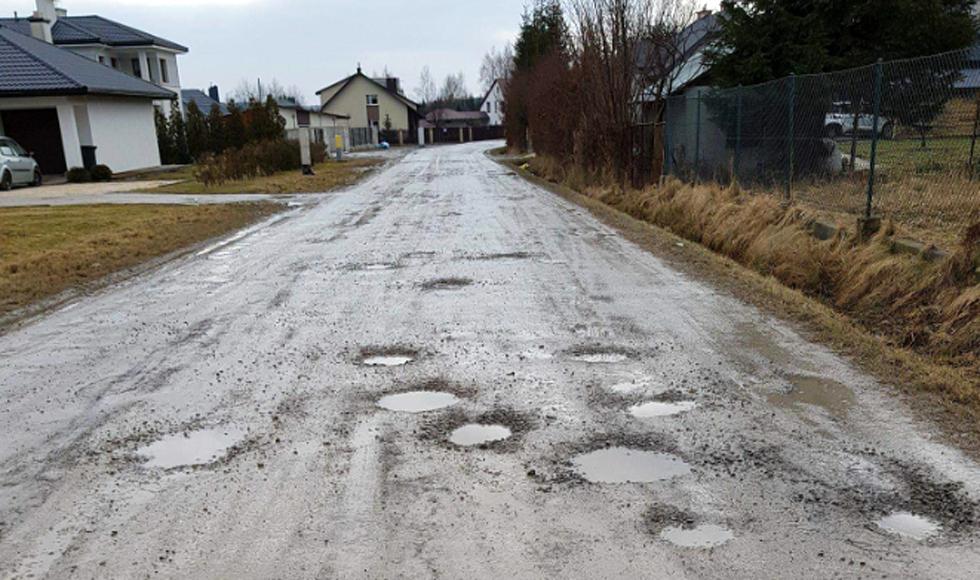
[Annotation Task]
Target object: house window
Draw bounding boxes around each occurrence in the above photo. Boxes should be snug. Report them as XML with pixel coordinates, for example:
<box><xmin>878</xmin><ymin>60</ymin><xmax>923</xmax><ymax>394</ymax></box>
<box><xmin>486</xmin><ymin>102</ymin><xmax>491</xmax><ymax>112</ymax></box>
<box><xmin>131</xmin><ymin>58</ymin><xmax>142</xmax><ymax>79</ymax></box>
<box><xmin>160</xmin><ymin>59</ymin><xmax>169</xmax><ymax>84</ymax></box>
<box><xmin>366</xmin><ymin>94</ymin><xmax>379</xmax><ymax>106</ymax></box>
<box><xmin>111</xmin><ymin>57</ymin><xmax>118</xmax><ymax>69</ymax></box>
<box><xmin>98</xmin><ymin>56</ymin><xmax>106</xmax><ymax>65</ymax></box>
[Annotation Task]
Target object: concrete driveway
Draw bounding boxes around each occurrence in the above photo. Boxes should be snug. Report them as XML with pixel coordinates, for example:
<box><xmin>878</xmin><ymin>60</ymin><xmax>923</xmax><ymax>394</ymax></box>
<box><xmin>0</xmin><ymin>181</ymin><xmax>281</xmax><ymax>207</ymax></box>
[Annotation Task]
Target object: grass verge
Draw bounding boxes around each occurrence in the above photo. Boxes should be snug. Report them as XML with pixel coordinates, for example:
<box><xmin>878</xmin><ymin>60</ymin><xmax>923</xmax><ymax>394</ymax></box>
<box><xmin>137</xmin><ymin>159</ymin><xmax>383</xmax><ymax>195</ymax></box>
<box><xmin>0</xmin><ymin>203</ymin><xmax>281</xmax><ymax>320</ymax></box>
<box><xmin>504</xmin><ymin>155</ymin><xmax>980</xmax><ymax>455</ymax></box>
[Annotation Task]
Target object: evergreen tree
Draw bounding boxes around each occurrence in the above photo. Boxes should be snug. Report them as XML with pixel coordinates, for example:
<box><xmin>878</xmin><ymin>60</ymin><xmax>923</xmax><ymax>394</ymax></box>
<box><xmin>154</xmin><ymin>106</ymin><xmax>175</xmax><ymax>165</ymax></box>
<box><xmin>184</xmin><ymin>100</ymin><xmax>209</xmax><ymax>161</ymax></box>
<box><xmin>167</xmin><ymin>97</ymin><xmax>190</xmax><ymax>164</ymax></box>
<box><xmin>705</xmin><ymin>0</ymin><xmax>978</xmax><ymax>86</ymax></box>
<box><xmin>206</xmin><ymin>105</ymin><xmax>226</xmax><ymax>154</ymax></box>
<box><xmin>225</xmin><ymin>101</ymin><xmax>247</xmax><ymax>150</ymax></box>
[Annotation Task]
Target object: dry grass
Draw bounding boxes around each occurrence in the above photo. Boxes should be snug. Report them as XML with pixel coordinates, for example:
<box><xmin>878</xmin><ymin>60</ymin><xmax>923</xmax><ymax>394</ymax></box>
<box><xmin>527</xmin><ymin>155</ymin><xmax>980</xmax><ymax>406</ymax></box>
<box><xmin>0</xmin><ymin>203</ymin><xmax>280</xmax><ymax>318</ymax></box>
<box><xmin>138</xmin><ymin>158</ymin><xmax>383</xmax><ymax>195</ymax></box>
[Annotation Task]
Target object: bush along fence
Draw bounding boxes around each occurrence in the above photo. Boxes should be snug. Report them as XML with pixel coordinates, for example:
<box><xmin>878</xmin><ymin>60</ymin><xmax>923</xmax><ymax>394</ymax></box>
<box><xmin>662</xmin><ymin>48</ymin><xmax>980</xmax><ymax>239</ymax></box>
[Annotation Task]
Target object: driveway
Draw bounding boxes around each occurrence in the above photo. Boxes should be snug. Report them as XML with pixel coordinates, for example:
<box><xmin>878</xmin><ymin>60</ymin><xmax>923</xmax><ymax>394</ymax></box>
<box><xmin>0</xmin><ymin>142</ymin><xmax>978</xmax><ymax>579</ymax></box>
<box><xmin>0</xmin><ymin>181</ymin><xmax>286</xmax><ymax>207</ymax></box>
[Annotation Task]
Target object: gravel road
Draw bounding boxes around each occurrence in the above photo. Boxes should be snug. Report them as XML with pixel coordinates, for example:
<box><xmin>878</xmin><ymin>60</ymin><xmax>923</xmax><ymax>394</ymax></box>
<box><xmin>1</xmin><ymin>142</ymin><xmax>978</xmax><ymax>579</ymax></box>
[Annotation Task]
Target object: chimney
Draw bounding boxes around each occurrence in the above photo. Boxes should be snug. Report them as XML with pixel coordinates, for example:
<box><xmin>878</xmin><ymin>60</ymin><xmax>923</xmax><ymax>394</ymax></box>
<box><xmin>696</xmin><ymin>7</ymin><xmax>712</xmax><ymax>20</ymax></box>
<box><xmin>208</xmin><ymin>85</ymin><xmax>220</xmax><ymax>103</ymax></box>
<box><xmin>29</xmin><ymin>12</ymin><xmax>53</xmax><ymax>43</ymax></box>
<box><xmin>36</xmin><ymin>0</ymin><xmax>58</xmax><ymax>23</ymax></box>
<box><xmin>386</xmin><ymin>78</ymin><xmax>399</xmax><ymax>94</ymax></box>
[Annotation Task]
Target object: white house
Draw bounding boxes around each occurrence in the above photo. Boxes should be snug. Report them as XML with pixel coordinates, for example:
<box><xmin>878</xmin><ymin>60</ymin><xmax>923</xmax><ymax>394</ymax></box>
<box><xmin>1</xmin><ymin>0</ymin><xmax>188</xmax><ymax>116</ymax></box>
<box><xmin>479</xmin><ymin>79</ymin><xmax>506</xmax><ymax>126</ymax></box>
<box><xmin>0</xmin><ymin>22</ymin><xmax>172</xmax><ymax>174</ymax></box>
<box><xmin>276</xmin><ymin>98</ymin><xmax>351</xmax><ymax>151</ymax></box>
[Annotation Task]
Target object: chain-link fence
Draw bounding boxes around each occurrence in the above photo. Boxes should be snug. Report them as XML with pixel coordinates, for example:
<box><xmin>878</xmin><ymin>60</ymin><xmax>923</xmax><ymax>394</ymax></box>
<box><xmin>664</xmin><ymin>47</ymin><xmax>980</xmax><ymax>243</ymax></box>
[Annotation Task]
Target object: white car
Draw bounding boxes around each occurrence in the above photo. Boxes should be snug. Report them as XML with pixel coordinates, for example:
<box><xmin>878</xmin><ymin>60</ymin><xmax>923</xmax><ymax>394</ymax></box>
<box><xmin>825</xmin><ymin>101</ymin><xmax>894</xmax><ymax>140</ymax></box>
<box><xmin>0</xmin><ymin>137</ymin><xmax>43</xmax><ymax>190</ymax></box>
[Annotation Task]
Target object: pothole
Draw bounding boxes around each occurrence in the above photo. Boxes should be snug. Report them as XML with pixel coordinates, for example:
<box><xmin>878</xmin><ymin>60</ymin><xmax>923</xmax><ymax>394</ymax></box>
<box><xmin>767</xmin><ymin>374</ymin><xmax>854</xmax><ymax>419</ymax></box>
<box><xmin>630</xmin><ymin>401</ymin><xmax>697</xmax><ymax>418</ymax></box>
<box><xmin>660</xmin><ymin>524</ymin><xmax>734</xmax><ymax>548</ymax></box>
<box><xmin>877</xmin><ymin>512</ymin><xmax>941</xmax><ymax>540</ymax></box>
<box><xmin>377</xmin><ymin>392</ymin><xmax>459</xmax><ymax>413</ymax></box>
<box><xmin>137</xmin><ymin>427</ymin><xmax>247</xmax><ymax>469</ymax></box>
<box><xmin>449</xmin><ymin>424</ymin><xmax>513</xmax><ymax>446</ymax></box>
<box><xmin>420</xmin><ymin>277</ymin><xmax>473</xmax><ymax>291</ymax></box>
<box><xmin>571</xmin><ymin>447</ymin><xmax>692</xmax><ymax>483</ymax></box>
<box><xmin>359</xmin><ymin>347</ymin><xmax>418</xmax><ymax>367</ymax></box>
<box><xmin>567</xmin><ymin>346</ymin><xmax>633</xmax><ymax>364</ymax></box>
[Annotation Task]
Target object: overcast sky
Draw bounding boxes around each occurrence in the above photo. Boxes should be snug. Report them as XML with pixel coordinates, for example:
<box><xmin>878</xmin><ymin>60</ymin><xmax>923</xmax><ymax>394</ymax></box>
<box><xmin>2</xmin><ymin>0</ymin><xmax>720</xmax><ymax>103</ymax></box>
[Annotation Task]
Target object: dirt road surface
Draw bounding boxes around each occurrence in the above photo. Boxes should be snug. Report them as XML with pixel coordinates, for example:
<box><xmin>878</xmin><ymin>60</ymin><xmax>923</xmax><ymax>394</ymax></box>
<box><xmin>1</xmin><ymin>142</ymin><xmax>978</xmax><ymax>579</ymax></box>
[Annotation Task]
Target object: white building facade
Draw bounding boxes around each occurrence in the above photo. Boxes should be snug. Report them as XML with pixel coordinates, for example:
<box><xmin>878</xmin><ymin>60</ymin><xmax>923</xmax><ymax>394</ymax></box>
<box><xmin>480</xmin><ymin>79</ymin><xmax>506</xmax><ymax>127</ymax></box>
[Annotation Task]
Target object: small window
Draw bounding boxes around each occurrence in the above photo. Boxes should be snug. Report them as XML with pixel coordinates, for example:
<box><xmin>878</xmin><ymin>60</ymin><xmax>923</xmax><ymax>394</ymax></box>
<box><xmin>98</xmin><ymin>55</ymin><xmax>106</xmax><ymax>65</ymax></box>
<box><xmin>366</xmin><ymin>94</ymin><xmax>379</xmax><ymax>106</ymax></box>
<box><xmin>131</xmin><ymin>58</ymin><xmax>142</xmax><ymax>79</ymax></box>
<box><xmin>160</xmin><ymin>59</ymin><xmax>169</xmax><ymax>84</ymax></box>
<box><xmin>111</xmin><ymin>57</ymin><xmax>118</xmax><ymax>69</ymax></box>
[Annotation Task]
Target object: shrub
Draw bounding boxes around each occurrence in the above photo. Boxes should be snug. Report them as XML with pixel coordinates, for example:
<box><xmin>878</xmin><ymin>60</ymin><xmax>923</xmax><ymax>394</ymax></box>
<box><xmin>193</xmin><ymin>138</ymin><xmax>307</xmax><ymax>186</ymax></box>
<box><xmin>90</xmin><ymin>165</ymin><xmax>113</xmax><ymax>182</ymax></box>
<box><xmin>311</xmin><ymin>141</ymin><xmax>327</xmax><ymax>164</ymax></box>
<box><xmin>66</xmin><ymin>167</ymin><xmax>92</xmax><ymax>183</ymax></box>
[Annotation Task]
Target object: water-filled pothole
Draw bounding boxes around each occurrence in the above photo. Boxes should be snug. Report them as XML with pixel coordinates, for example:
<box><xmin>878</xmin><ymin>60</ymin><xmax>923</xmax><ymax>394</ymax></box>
<box><xmin>572</xmin><ymin>447</ymin><xmax>692</xmax><ymax>483</ymax></box>
<box><xmin>767</xmin><ymin>374</ymin><xmax>854</xmax><ymax>419</ymax></box>
<box><xmin>137</xmin><ymin>427</ymin><xmax>246</xmax><ymax>469</ymax></box>
<box><xmin>575</xmin><ymin>353</ymin><xmax>628</xmax><ymax>364</ymax></box>
<box><xmin>449</xmin><ymin>424</ymin><xmax>512</xmax><ymax>446</ymax></box>
<box><xmin>420</xmin><ymin>278</ymin><xmax>472</xmax><ymax>291</ymax></box>
<box><xmin>377</xmin><ymin>391</ymin><xmax>459</xmax><ymax>413</ymax></box>
<box><xmin>362</xmin><ymin>355</ymin><xmax>414</xmax><ymax>367</ymax></box>
<box><xmin>877</xmin><ymin>512</ymin><xmax>941</xmax><ymax>540</ymax></box>
<box><xmin>660</xmin><ymin>524</ymin><xmax>734</xmax><ymax>548</ymax></box>
<box><xmin>630</xmin><ymin>401</ymin><xmax>697</xmax><ymax>418</ymax></box>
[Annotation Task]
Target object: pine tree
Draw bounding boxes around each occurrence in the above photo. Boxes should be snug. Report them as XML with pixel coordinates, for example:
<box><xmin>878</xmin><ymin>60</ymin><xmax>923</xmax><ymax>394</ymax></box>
<box><xmin>225</xmin><ymin>102</ymin><xmax>247</xmax><ymax>150</ymax></box>
<box><xmin>185</xmin><ymin>100</ymin><xmax>209</xmax><ymax>161</ymax></box>
<box><xmin>168</xmin><ymin>97</ymin><xmax>190</xmax><ymax>164</ymax></box>
<box><xmin>206</xmin><ymin>105</ymin><xmax>226</xmax><ymax>154</ymax></box>
<box><xmin>154</xmin><ymin>106</ymin><xmax>175</xmax><ymax>165</ymax></box>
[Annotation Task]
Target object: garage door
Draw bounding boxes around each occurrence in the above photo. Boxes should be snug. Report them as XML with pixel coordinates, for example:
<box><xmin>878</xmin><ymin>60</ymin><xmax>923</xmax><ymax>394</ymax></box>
<box><xmin>0</xmin><ymin>109</ymin><xmax>67</xmax><ymax>175</ymax></box>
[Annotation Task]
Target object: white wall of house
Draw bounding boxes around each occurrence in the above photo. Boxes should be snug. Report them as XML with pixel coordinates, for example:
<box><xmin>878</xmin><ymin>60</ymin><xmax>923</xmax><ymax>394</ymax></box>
<box><xmin>85</xmin><ymin>97</ymin><xmax>161</xmax><ymax>171</ymax></box>
<box><xmin>481</xmin><ymin>81</ymin><xmax>506</xmax><ymax>126</ymax></box>
<box><xmin>58</xmin><ymin>45</ymin><xmax>183</xmax><ymax>115</ymax></box>
<box><xmin>0</xmin><ymin>95</ymin><xmax>160</xmax><ymax>173</ymax></box>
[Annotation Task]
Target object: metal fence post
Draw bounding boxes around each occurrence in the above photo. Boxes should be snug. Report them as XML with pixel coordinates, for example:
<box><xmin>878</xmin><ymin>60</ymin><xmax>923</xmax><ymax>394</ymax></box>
<box><xmin>735</xmin><ymin>85</ymin><xmax>743</xmax><ymax>180</ymax></box>
<box><xmin>786</xmin><ymin>74</ymin><xmax>796</xmax><ymax>200</ymax></box>
<box><xmin>969</xmin><ymin>95</ymin><xmax>980</xmax><ymax>177</ymax></box>
<box><xmin>663</xmin><ymin>101</ymin><xmax>672</xmax><ymax>180</ymax></box>
<box><xmin>866</xmin><ymin>60</ymin><xmax>884</xmax><ymax>220</ymax></box>
<box><xmin>694</xmin><ymin>90</ymin><xmax>703</xmax><ymax>183</ymax></box>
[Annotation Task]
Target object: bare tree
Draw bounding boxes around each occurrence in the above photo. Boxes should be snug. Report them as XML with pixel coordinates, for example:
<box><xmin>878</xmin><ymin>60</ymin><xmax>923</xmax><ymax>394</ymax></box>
<box><xmin>479</xmin><ymin>44</ymin><xmax>515</xmax><ymax>92</ymax></box>
<box><xmin>439</xmin><ymin>72</ymin><xmax>468</xmax><ymax>106</ymax></box>
<box><xmin>415</xmin><ymin>66</ymin><xmax>438</xmax><ymax>105</ymax></box>
<box><xmin>228</xmin><ymin>78</ymin><xmax>307</xmax><ymax>105</ymax></box>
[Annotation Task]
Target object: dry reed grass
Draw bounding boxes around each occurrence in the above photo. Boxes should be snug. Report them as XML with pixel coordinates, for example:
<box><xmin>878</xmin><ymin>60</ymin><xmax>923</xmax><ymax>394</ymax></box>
<box><xmin>529</xmin><ymin>156</ymin><xmax>980</xmax><ymax>400</ymax></box>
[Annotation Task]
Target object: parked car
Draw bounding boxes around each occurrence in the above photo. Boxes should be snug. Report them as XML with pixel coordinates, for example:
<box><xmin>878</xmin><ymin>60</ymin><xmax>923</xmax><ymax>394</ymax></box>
<box><xmin>0</xmin><ymin>137</ymin><xmax>42</xmax><ymax>190</ymax></box>
<box><xmin>825</xmin><ymin>101</ymin><xmax>894</xmax><ymax>140</ymax></box>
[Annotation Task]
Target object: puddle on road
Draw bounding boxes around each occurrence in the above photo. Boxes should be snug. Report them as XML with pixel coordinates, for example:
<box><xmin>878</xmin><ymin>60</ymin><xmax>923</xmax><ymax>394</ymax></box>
<box><xmin>630</xmin><ymin>401</ymin><xmax>697</xmax><ymax>418</ymax></box>
<box><xmin>362</xmin><ymin>355</ymin><xmax>414</xmax><ymax>367</ymax></box>
<box><xmin>660</xmin><ymin>524</ymin><xmax>734</xmax><ymax>548</ymax></box>
<box><xmin>377</xmin><ymin>391</ymin><xmax>459</xmax><ymax>413</ymax></box>
<box><xmin>138</xmin><ymin>427</ymin><xmax>246</xmax><ymax>469</ymax></box>
<box><xmin>572</xmin><ymin>447</ymin><xmax>692</xmax><ymax>483</ymax></box>
<box><xmin>364</xmin><ymin>263</ymin><xmax>398</xmax><ymax>271</ymax></box>
<box><xmin>877</xmin><ymin>512</ymin><xmax>941</xmax><ymax>540</ymax></box>
<box><xmin>767</xmin><ymin>374</ymin><xmax>854</xmax><ymax>419</ymax></box>
<box><xmin>420</xmin><ymin>278</ymin><xmax>472</xmax><ymax>291</ymax></box>
<box><xmin>574</xmin><ymin>353</ymin><xmax>629</xmax><ymax>364</ymax></box>
<box><xmin>449</xmin><ymin>424</ymin><xmax>513</xmax><ymax>446</ymax></box>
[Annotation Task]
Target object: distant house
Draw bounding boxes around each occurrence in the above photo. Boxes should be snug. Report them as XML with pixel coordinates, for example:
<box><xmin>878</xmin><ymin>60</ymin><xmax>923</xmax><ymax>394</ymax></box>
<box><xmin>421</xmin><ymin>109</ymin><xmax>490</xmax><ymax>129</ymax></box>
<box><xmin>275</xmin><ymin>98</ymin><xmax>350</xmax><ymax>149</ymax></box>
<box><xmin>181</xmin><ymin>87</ymin><xmax>227</xmax><ymax>116</ymax></box>
<box><xmin>0</xmin><ymin>21</ymin><xmax>172</xmax><ymax>175</ymax></box>
<box><xmin>1</xmin><ymin>0</ymin><xmax>188</xmax><ymax>116</ymax></box>
<box><xmin>479</xmin><ymin>79</ymin><xmax>506</xmax><ymax>126</ymax></box>
<box><xmin>316</xmin><ymin>67</ymin><xmax>420</xmax><ymax>139</ymax></box>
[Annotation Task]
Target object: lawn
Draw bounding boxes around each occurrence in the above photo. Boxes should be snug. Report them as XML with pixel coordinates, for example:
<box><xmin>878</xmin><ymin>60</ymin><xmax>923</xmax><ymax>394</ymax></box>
<box><xmin>0</xmin><ymin>203</ymin><xmax>280</xmax><ymax>319</ymax></box>
<box><xmin>138</xmin><ymin>158</ymin><xmax>383</xmax><ymax>195</ymax></box>
<box><xmin>854</xmin><ymin>136</ymin><xmax>979</xmax><ymax>174</ymax></box>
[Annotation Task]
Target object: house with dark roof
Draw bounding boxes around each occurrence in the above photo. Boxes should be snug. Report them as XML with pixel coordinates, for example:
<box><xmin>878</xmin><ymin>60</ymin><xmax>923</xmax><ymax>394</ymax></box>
<box><xmin>479</xmin><ymin>79</ymin><xmax>506</xmax><ymax>127</ymax></box>
<box><xmin>0</xmin><ymin>20</ymin><xmax>172</xmax><ymax>174</ymax></box>
<box><xmin>316</xmin><ymin>67</ymin><xmax>420</xmax><ymax>142</ymax></box>
<box><xmin>2</xmin><ymin>0</ymin><xmax>188</xmax><ymax>116</ymax></box>
<box><xmin>181</xmin><ymin>87</ymin><xmax>227</xmax><ymax>117</ymax></box>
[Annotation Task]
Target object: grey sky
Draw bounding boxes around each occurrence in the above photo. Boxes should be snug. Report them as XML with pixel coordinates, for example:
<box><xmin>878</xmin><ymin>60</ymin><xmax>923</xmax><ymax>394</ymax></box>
<box><xmin>2</xmin><ymin>0</ymin><xmax>722</xmax><ymax>104</ymax></box>
<box><xmin>1</xmin><ymin>0</ymin><xmax>529</xmax><ymax>102</ymax></box>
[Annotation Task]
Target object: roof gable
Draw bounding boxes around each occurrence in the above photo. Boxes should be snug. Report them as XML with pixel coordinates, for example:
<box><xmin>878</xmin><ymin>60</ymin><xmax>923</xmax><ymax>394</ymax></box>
<box><xmin>0</xmin><ymin>25</ymin><xmax>174</xmax><ymax>99</ymax></box>
<box><xmin>318</xmin><ymin>71</ymin><xmax>418</xmax><ymax>111</ymax></box>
